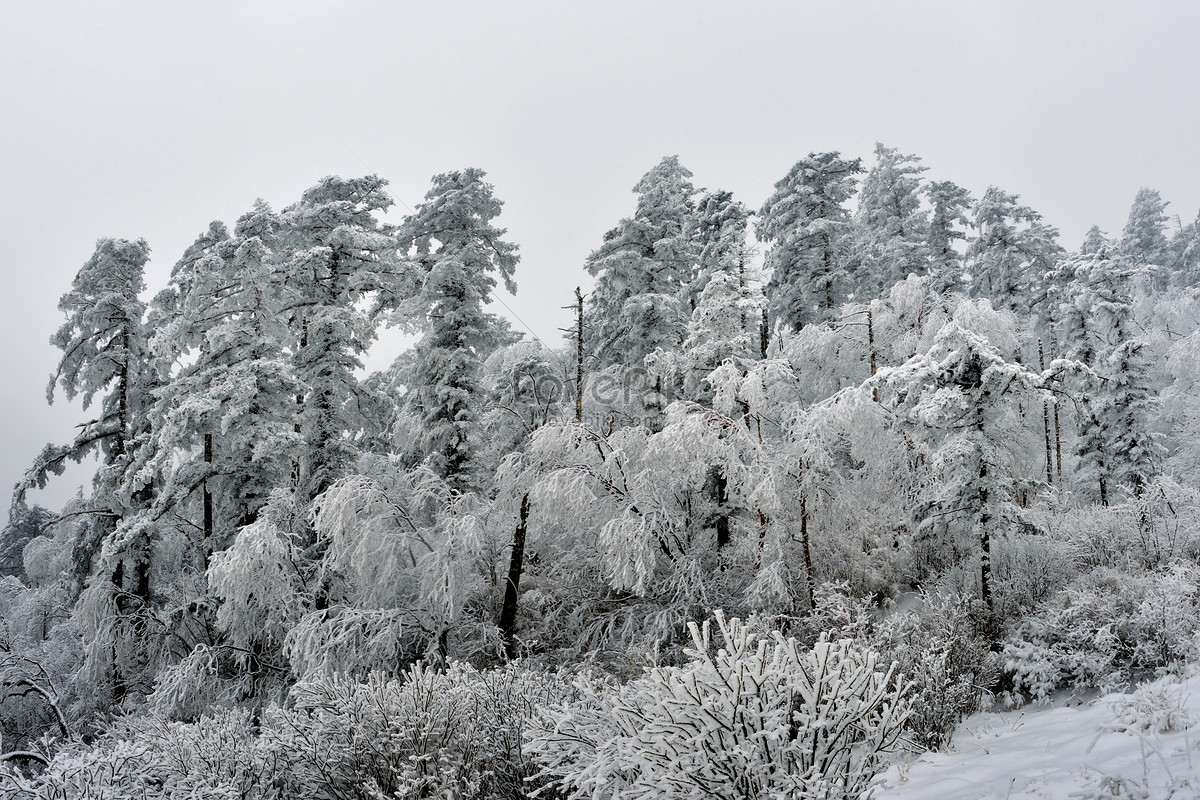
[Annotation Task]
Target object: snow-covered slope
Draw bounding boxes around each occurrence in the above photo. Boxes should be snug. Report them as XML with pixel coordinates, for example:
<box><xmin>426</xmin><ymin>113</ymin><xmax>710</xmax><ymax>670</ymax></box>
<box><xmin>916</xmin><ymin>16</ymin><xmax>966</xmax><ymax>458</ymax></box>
<box><xmin>877</xmin><ymin>674</ymin><xmax>1200</xmax><ymax>799</ymax></box>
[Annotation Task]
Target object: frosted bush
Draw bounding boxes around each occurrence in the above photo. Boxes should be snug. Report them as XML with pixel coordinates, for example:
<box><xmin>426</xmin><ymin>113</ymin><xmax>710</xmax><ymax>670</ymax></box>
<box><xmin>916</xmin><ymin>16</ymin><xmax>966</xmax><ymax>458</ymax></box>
<box><xmin>1107</xmin><ymin>680</ymin><xmax>1193</xmax><ymax>735</ymax></box>
<box><xmin>1003</xmin><ymin>565</ymin><xmax>1200</xmax><ymax>702</ymax></box>
<box><xmin>875</xmin><ymin>592</ymin><xmax>998</xmax><ymax>750</ymax></box>
<box><xmin>269</xmin><ymin>661</ymin><xmax>573</xmax><ymax>800</ymax></box>
<box><xmin>992</xmin><ymin>530</ymin><xmax>1076</xmax><ymax>620</ymax></box>
<box><xmin>1057</xmin><ymin>484</ymin><xmax>1200</xmax><ymax>573</ymax></box>
<box><xmin>4</xmin><ymin>663</ymin><xmax>572</xmax><ymax>800</ymax></box>
<box><xmin>528</xmin><ymin>612</ymin><xmax>912</xmax><ymax>800</ymax></box>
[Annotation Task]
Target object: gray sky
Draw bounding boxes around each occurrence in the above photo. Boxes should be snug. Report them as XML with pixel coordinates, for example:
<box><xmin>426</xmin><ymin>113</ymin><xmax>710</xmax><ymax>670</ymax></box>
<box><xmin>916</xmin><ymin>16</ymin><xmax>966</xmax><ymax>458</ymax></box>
<box><xmin>2</xmin><ymin>1</ymin><xmax>1198</xmax><ymax>521</ymax></box>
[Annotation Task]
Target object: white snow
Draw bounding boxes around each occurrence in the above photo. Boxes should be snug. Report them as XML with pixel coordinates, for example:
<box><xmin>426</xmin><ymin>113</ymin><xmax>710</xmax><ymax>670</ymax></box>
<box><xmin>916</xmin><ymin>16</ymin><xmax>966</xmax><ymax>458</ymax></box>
<box><xmin>877</xmin><ymin>674</ymin><xmax>1200</xmax><ymax>799</ymax></box>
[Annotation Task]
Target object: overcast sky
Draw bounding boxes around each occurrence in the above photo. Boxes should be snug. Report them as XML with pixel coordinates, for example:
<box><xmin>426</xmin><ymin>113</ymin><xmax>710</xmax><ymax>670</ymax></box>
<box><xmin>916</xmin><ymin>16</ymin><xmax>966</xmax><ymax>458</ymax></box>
<box><xmin>2</xmin><ymin>1</ymin><xmax>1198</xmax><ymax>522</ymax></box>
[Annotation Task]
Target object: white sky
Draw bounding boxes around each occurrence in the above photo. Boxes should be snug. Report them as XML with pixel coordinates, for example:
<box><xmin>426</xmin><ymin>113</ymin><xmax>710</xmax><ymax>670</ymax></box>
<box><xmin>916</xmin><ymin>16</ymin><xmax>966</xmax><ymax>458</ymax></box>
<box><xmin>2</xmin><ymin>1</ymin><xmax>1198</xmax><ymax>521</ymax></box>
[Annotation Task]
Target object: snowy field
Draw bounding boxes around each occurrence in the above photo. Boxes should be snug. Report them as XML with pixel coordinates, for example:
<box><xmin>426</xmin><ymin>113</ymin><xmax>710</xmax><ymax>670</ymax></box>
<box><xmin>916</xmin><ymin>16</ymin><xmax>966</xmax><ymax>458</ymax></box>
<box><xmin>877</xmin><ymin>673</ymin><xmax>1200</xmax><ymax>799</ymax></box>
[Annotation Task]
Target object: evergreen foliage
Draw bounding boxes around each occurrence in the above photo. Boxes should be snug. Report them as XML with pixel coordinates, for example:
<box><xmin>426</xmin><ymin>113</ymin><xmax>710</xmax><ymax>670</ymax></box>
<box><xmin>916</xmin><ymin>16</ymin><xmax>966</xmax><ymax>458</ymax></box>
<box><xmin>759</xmin><ymin>152</ymin><xmax>863</xmax><ymax>330</ymax></box>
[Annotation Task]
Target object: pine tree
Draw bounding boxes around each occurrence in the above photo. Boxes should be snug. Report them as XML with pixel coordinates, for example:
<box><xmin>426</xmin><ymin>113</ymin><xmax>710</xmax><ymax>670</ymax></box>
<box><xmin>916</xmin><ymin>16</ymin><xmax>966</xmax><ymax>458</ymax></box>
<box><xmin>20</xmin><ymin>239</ymin><xmax>156</xmax><ymax>589</ymax></box>
<box><xmin>758</xmin><ymin>152</ymin><xmax>862</xmax><ymax>330</ymax></box>
<box><xmin>585</xmin><ymin>156</ymin><xmax>697</xmax><ymax>369</ymax></box>
<box><xmin>681</xmin><ymin>189</ymin><xmax>763</xmax><ymax>401</ymax></box>
<box><xmin>1052</xmin><ymin>243</ymin><xmax>1162</xmax><ymax>502</ymax></box>
<box><xmin>966</xmin><ymin>187</ymin><xmax>1063</xmax><ymax>316</ymax></box>
<box><xmin>1120</xmin><ymin>188</ymin><xmax>1170</xmax><ymax>267</ymax></box>
<box><xmin>1080</xmin><ymin>224</ymin><xmax>1107</xmax><ymax>255</ymax></box>
<box><xmin>140</xmin><ymin>203</ymin><xmax>303</xmax><ymax>548</ymax></box>
<box><xmin>21</xmin><ymin>238</ymin><xmax>165</xmax><ymax>706</ymax></box>
<box><xmin>689</xmin><ymin>189</ymin><xmax>752</xmax><ymax>312</ymax></box>
<box><xmin>925</xmin><ymin>180</ymin><xmax>972</xmax><ymax>294</ymax></box>
<box><xmin>583</xmin><ymin>156</ymin><xmax>698</xmax><ymax>430</ymax></box>
<box><xmin>1167</xmin><ymin>208</ymin><xmax>1200</xmax><ymax>287</ymax></box>
<box><xmin>848</xmin><ymin>143</ymin><xmax>930</xmax><ymax>298</ymax></box>
<box><xmin>400</xmin><ymin>168</ymin><xmax>520</xmax><ymax>492</ymax></box>
<box><xmin>877</xmin><ymin>322</ymin><xmax>1049</xmax><ymax>615</ymax></box>
<box><xmin>276</xmin><ymin>175</ymin><xmax>402</xmax><ymax>501</ymax></box>
<box><xmin>1083</xmin><ymin>246</ymin><xmax>1162</xmax><ymax>499</ymax></box>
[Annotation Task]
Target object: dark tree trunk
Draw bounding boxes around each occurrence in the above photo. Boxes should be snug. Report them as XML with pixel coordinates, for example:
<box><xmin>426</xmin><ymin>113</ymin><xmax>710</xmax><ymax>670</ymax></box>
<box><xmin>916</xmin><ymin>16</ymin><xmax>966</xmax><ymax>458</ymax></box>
<box><xmin>711</xmin><ymin>468</ymin><xmax>730</xmax><ymax>549</ymax></box>
<box><xmin>498</xmin><ymin>493</ymin><xmax>530</xmax><ymax>659</ymax></box>
<box><xmin>800</xmin><ymin>494</ymin><xmax>815</xmax><ymax>611</ymax></box>
<box><xmin>760</xmin><ymin>307</ymin><xmax>770</xmax><ymax>359</ymax></box>
<box><xmin>978</xmin><ymin>438</ymin><xmax>993</xmax><ymax>615</ymax></box>
<box><xmin>867</xmin><ymin>308</ymin><xmax>879</xmax><ymax>402</ymax></box>
<box><xmin>575</xmin><ymin>287</ymin><xmax>584</xmax><ymax>424</ymax></box>
<box><xmin>1038</xmin><ymin>340</ymin><xmax>1054</xmax><ymax>485</ymax></box>
<box><xmin>203</xmin><ymin>432</ymin><xmax>214</xmax><ymax>542</ymax></box>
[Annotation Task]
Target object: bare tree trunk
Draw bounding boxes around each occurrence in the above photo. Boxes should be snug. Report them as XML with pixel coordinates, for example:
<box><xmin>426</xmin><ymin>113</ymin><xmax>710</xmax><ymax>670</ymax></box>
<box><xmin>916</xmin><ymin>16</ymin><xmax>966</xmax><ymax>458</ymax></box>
<box><xmin>499</xmin><ymin>493</ymin><xmax>530</xmax><ymax>659</ymax></box>
<box><xmin>203</xmin><ymin>432</ymin><xmax>214</xmax><ymax>542</ymax></box>
<box><xmin>711</xmin><ymin>468</ymin><xmax>730</xmax><ymax>548</ymax></box>
<box><xmin>575</xmin><ymin>287</ymin><xmax>584</xmax><ymax>424</ymax></box>
<box><xmin>800</xmin><ymin>494</ymin><xmax>815</xmax><ymax>611</ymax></box>
<box><xmin>867</xmin><ymin>307</ymin><xmax>879</xmax><ymax>402</ymax></box>
<box><xmin>1038</xmin><ymin>339</ymin><xmax>1054</xmax><ymax>486</ymax></box>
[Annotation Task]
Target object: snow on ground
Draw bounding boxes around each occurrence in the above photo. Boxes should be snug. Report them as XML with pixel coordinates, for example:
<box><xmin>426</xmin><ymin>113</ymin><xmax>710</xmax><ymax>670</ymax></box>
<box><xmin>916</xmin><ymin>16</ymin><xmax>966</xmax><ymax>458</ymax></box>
<box><xmin>876</xmin><ymin>673</ymin><xmax>1200</xmax><ymax>799</ymax></box>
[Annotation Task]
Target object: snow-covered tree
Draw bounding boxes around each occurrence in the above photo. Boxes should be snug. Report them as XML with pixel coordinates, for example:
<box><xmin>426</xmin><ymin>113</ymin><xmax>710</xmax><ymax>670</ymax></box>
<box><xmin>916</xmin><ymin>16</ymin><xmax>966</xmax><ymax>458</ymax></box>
<box><xmin>848</xmin><ymin>143</ymin><xmax>930</xmax><ymax>298</ymax></box>
<box><xmin>481</xmin><ymin>339</ymin><xmax>570</xmax><ymax>462</ymax></box>
<box><xmin>1051</xmin><ymin>243</ymin><xmax>1163</xmax><ymax>501</ymax></box>
<box><xmin>678</xmin><ymin>190</ymin><xmax>764</xmax><ymax>404</ymax></box>
<box><xmin>276</xmin><ymin>175</ymin><xmax>402</xmax><ymax>501</ymax></box>
<box><xmin>1168</xmin><ymin>208</ymin><xmax>1200</xmax><ymax>286</ymax></box>
<box><xmin>399</xmin><ymin>168</ymin><xmax>520</xmax><ymax>492</ymax></box>
<box><xmin>876</xmin><ymin>320</ymin><xmax>1049</xmax><ymax>613</ymax></box>
<box><xmin>139</xmin><ymin>203</ymin><xmax>302</xmax><ymax>550</ymax></box>
<box><xmin>925</xmin><ymin>180</ymin><xmax>972</xmax><ymax>294</ymax></box>
<box><xmin>689</xmin><ymin>189</ymin><xmax>753</xmax><ymax>310</ymax></box>
<box><xmin>1121</xmin><ymin>187</ymin><xmax>1170</xmax><ymax>268</ymax></box>
<box><xmin>966</xmin><ymin>187</ymin><xmax>1063</xmax><ymax>316</ymax></box>
<box><xmin>759</xmin><ymin>152</ymin><xmax>863</xmax><ymax>330</ymax></box>
<box><xmin>31</xmin><ymin>239</ymin><xmax>152</xmax><ymax>508</ymax></box>
<box><xmin>586</xmin><ymin>156</ymin><xmax>697</xmax><ymax>369</ymax></box>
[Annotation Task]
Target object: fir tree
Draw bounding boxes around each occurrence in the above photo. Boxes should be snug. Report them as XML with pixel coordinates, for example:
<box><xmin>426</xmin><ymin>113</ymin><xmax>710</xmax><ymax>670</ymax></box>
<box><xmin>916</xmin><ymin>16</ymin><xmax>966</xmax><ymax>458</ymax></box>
<box><xmin>1121</xmin><ymin>187</ymin><xmax>1170</xmax><ymax>267</ymax></box>
<box><xmin>1053</xmin><ymin>243</ymin><xmax>1162</xmax><ymax>501</ymax></box>
<box><xmin>925</xmin><ymin>180</ymin><xmax>972</xmax><ymax>294</ymax></box>
<box><xmin>400</xmin><ymin>168</ymin><xmax>520</xmax><ymax>492</ymax></box>
<box><xmin>689</xmin><ymin>189</ymin><xmax>752</xmax><ymax>312</ymax></box>
<box><xmin>276</xmin><ymin>175</ymin><xmax>402</xmax><ymax>501</ymax></box>
<box><xmin>20</xmin><ymin>238</ymin><xmax>157</xmax><ymax>590</ymax></box>
<box><xmin>140</xmin><ymin>203</ymin><xmax>303</xmax><ymax>547</ymax></box>
<box><xmin>1168</xmin><ymin>208</ymin><xmax>1200</xmax><ymax>287</ymax></box>
<box><xmin>585</xmin><ymin>156</ymin><xmax>697</xmax><ymax>369</ymax></box>
<box><xmin>758</xmin><ymin>152</ymin><xmax>862</xmax><ymax>330</ymax></box>
<box><xmin>848</xmin><ymin>143</ymin><xmax>930</xmax><ymax>298</ymax></box>
<box><xmin>966</xmin><ymin>187</ymin><xmax>1062</xmax><ymax>315</ymax></box>
<box><xmin>877</xmin><ymin>322</ymin><xmax>1049</xmax><ymax>615</ymax></box>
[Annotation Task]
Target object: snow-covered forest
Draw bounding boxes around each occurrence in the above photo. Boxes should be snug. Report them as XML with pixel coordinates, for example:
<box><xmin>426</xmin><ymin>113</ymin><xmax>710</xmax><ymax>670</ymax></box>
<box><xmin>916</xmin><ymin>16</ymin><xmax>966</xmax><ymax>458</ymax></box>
<box><xmin>3</xmin><ymin>146</ymin><xmax>1200</xmax><ymax>798</ymax></box>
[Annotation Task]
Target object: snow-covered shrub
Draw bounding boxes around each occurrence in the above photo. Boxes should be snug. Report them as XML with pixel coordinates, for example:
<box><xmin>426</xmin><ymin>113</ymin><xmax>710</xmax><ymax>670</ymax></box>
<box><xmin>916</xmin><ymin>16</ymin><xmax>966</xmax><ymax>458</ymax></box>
<box><xmin>875</xmin><ymin>592</ymin><xmax>999</xmax><ymax>750</ymax></box>
<box><xmin>1107</xmin><ymin>680</ymin><xmax>1193</xmax><ymax>735</ymax></box>
<box><xmin>267</xmin><ymin>661</ymin><xmax>573</xmax><ymax>800</ymax></box>
<box><xmin>1058</xmin><ymin>483</ymin><xmax>1200</xmax><ymax>573</ymax></box>
<box><xmin>991</xmin><ymin>529</ymin><xmax>1076</xmax><ymax>621</ymax></box>
<box><xmin>1</xmin><ymin>708</ymin><xmax>300</xmax><ymax>799</ymax></box>
<box><xmin>1003</xmin><ymin>564</ymin><xmax>1200</xmax><ymax>702</ymax></box>
<box><xmin>0</xmin><ymin>738</ymin><xmax>176</xmax><ymax>799</ymax></box>
<box><xmin>119</xmin><ymin>709</ymin><xmax>298</xmax><ymax>799</ymax></box>
<box><xmin>528</xmin><ymin>612</ymin><xmax>912</xmax><ymax>800</ymax></box>
<box><xmin>5</xmin><ymin>663</ymin><xmax>572</xmax><ymax>800</ymax></box>
<box><xmin>791</xmin><ymin>581</ymin><xmax>878</xmax><ymax>643</ymax></box>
